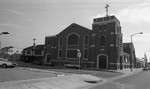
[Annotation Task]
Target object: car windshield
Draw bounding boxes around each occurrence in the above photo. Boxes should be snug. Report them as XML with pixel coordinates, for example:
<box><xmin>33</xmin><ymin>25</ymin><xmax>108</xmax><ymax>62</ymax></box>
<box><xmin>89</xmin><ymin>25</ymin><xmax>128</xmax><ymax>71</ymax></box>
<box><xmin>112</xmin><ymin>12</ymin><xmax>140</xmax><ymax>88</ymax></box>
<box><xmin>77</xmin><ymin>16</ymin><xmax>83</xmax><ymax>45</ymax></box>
<box><xmin>0</xmin><ymin>58</ymin><xmax>8</xmax><ymax>61</ymax></box>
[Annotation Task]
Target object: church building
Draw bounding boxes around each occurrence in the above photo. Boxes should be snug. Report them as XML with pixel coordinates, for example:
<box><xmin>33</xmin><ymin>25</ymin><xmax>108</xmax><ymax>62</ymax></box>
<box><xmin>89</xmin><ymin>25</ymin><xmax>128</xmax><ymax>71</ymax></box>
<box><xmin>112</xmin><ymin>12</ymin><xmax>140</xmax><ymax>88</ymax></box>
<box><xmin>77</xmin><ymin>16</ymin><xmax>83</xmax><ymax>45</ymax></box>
<box><xmin>44</xmin><ymin>15</ymin><xmax>124</xmax><ymax>70</ymax></box>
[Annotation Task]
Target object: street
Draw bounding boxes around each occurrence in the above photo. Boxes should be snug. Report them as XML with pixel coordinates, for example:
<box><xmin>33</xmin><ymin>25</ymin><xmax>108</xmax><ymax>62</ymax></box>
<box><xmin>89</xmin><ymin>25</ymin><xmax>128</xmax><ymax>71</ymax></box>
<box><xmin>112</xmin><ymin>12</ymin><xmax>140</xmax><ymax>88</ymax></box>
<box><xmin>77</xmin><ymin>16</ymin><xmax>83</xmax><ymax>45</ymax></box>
<box><xmin>90</xmin><ymin>70</ymin><xmax>150</xmax><ymax>89</ymax></box>
<box><xmin>115</xmin><ymin>70</ymin><xmax>150</xmax><ymax>89</ymax></box>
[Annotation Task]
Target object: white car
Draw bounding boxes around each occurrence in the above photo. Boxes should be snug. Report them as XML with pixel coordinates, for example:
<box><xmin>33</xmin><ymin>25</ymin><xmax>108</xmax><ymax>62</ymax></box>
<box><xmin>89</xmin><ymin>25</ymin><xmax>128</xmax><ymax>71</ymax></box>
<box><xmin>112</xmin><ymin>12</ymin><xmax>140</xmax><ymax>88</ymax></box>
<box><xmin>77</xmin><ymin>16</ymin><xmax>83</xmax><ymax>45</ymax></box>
<box><xmin>64</xmin><ymin>63</ymin><xmax>81</xmax><ymax>69</ymax></box>
<box><xmin>0</xmin><ymin>58</ymin><xmax>18</xmax><ymax>68</ymax></box>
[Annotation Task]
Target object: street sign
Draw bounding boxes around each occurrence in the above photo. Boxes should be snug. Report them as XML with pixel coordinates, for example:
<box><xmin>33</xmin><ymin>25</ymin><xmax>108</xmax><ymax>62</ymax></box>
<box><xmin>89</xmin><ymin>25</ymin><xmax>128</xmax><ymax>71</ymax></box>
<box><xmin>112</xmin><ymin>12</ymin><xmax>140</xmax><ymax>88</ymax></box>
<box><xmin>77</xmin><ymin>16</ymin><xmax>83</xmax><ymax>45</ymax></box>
<box><xmin>77</xmin><ymin>51</ymin><xmax>81</xmax><ymax>58</ymax></box>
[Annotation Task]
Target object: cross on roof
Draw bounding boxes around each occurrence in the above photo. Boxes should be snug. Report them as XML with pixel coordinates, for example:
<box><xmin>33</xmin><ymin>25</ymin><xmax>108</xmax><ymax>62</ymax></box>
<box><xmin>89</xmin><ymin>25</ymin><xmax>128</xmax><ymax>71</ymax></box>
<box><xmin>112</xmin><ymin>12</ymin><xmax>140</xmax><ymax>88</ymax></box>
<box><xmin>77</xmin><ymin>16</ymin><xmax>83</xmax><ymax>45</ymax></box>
<box><xmin>105</xmin><ymin>4</ymin><xmax>109</xmax><ymax>17</ymax></box>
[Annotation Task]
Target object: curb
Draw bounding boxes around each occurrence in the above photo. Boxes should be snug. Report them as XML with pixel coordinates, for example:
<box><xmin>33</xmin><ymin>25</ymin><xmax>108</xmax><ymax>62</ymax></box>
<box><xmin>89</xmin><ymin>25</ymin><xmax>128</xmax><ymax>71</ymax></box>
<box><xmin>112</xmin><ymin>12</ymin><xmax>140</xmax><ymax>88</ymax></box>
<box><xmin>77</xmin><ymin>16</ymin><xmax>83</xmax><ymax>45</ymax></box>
<box><xmin>108</xmin><ymin>69</ymin><xmax>143</xmax><ymax>81</ymax></box>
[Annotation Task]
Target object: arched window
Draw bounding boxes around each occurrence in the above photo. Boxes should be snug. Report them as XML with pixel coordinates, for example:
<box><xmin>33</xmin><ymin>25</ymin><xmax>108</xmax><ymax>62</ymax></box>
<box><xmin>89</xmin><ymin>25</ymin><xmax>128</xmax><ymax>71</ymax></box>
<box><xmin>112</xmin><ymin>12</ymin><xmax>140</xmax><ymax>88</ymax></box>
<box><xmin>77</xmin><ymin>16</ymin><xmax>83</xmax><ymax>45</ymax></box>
<box><xmin>100</xmin><ymin>36</ymin><xmax>106</xmax><ymax>46</ymax></box>
<box><xmin>84</xmin><ymin>35</ymin><xmax>89</xmax><ymax>44</ymax></box>
<box><xmin>68</xmin><ymin>33</ymin><xmax>79</xmax><ymax>45</ymax></box>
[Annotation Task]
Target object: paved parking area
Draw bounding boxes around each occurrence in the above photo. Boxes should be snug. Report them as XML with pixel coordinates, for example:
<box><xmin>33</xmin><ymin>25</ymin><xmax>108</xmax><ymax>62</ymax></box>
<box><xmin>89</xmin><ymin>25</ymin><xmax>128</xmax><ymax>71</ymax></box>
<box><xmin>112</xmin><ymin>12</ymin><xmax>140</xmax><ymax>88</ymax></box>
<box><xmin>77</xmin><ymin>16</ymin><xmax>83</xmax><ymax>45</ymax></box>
<box><xmin>0</xmin><ymin>67</ymin><xmax>61</xmax><ymax>82</ymax></box>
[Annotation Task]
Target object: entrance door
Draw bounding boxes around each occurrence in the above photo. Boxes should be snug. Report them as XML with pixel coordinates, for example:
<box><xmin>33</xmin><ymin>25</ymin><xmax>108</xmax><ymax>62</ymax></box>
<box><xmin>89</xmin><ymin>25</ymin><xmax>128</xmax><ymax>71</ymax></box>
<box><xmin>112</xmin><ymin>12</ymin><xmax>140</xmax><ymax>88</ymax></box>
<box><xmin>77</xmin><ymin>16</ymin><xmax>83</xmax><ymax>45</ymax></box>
<box><xmin>99</xmin><ymin>55</ymin><xmax>107</xmax><ymax>69</ymax></box>
<box><xmin>46</xmin><ymin>54</ymin><xmax>52</xmax><ymax>62</ymax></box>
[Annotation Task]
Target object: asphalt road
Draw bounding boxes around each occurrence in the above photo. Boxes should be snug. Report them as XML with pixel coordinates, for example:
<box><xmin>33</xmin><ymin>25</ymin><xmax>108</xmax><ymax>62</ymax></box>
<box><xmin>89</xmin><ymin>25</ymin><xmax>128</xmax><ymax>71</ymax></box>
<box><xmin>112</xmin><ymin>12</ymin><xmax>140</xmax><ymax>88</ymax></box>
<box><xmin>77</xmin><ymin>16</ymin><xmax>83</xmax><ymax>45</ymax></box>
<box><xmin>115</xmin><ymin>70</ymin><xmax>150</xmax><ymax>89</ymax></box>
<box><xmin>0</xmin><ymin>67</ymin><xmax>59</xmax><ymax>82</ymax></box>
<box><xmin>90</xmin><ymin>70</ymin><xmax>150</xmax><ymax>89</ymax></box>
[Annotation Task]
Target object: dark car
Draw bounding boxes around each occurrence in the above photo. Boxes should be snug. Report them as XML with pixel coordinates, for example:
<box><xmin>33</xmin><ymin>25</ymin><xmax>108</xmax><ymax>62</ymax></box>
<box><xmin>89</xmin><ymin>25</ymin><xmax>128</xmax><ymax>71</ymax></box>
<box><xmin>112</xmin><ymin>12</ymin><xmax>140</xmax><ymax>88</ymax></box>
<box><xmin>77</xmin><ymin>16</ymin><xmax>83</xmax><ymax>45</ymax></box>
<box><xmin>143</xmin><ymin>67</ymin><xmax>149</xmax><ymax>71</ymax></box>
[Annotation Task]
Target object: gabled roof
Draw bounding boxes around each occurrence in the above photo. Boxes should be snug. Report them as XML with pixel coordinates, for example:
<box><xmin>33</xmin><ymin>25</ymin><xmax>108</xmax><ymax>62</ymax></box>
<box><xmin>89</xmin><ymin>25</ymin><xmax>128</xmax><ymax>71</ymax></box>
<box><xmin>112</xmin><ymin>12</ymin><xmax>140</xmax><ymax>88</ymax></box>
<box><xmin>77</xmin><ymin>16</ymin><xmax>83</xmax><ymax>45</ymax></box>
<box><xmin>23</xmin><ymin>45</ymin><xmax>44</xmax><ymax>51</ymax></box>
<box><xmin>71</xmin><ymin>23</ymin><xmax>91</xmax><ymax>31</ymax></box>
<box><xmin>34</xmin><ymin>45</ymin><xmax>44</xmax><ymax>50</ymax></box>
<box><xmin>23</xmin><ymin>46</ymin><xmax>33</xmax><ymax>50</ymax></box>
<box><xmin>58</xmin><ymin>23</ymin><xmax>91</xmax><ymax>36</ymax></box>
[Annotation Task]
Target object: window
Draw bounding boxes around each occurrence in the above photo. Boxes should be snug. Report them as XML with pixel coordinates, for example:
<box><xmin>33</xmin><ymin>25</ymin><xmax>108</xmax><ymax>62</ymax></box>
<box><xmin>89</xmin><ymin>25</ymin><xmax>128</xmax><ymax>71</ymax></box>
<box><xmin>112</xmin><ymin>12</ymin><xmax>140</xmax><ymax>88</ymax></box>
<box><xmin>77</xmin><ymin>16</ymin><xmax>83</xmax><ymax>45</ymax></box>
<box><xmin>116</xmin><ymin>26</ymin><xmax>120</xmax><ymax>34</ymax></box>
<box><xmin>84</xmin><ymin>35</ymin><xmax>89</xmax><ymax>44</ymax></box>
<box><xmin>47</xmin><ymin>40</ymin><xmax>52</xmax><ymax>45</ymax></box>
<box><xmin>58</xmin><ymin>50</ymin><xmax>62</xmax><ymax>58</ymax></box>
<box><xmin>34</xmin><ymin>50</ymin><xmax>42</xmax><ymax>55</ymax></box>
<box><xmin>26</xmin><ymin>50</ymin><xmax>31</xmax><ymax>54</ymax></box>
<box><xmin>98</xmin><ymin>18</ymin><xmax>103</xmax><ymax>21</ymax></box>
<box><xmin>103</xmin><ymin>24</ymin><xmax>107</xmax><ymax>30</ymax></box>
<box><xmin>116</xmin><ymin>35</ymin><xmax>119</xmax><ymax>46</ymax></box>
<box><xmin>59</xmin><ymin>38</ymin><xmax>63</xmax><ymax>46</ymax></box>
<box><xmin>100</xmin><ymin>36</ymin><xmax>106</xmax><ymax>46</ymax></box>
<box><xmin>111</xmin><ymin>16</ymin><xmax>114</xmax><ymax>19</ymax></box>
<box><xmin>83</xmin><ymin>50</ymin><xmax>88</xmax><ymax>59</ymax></box>
<box><xmin>104</xmin><ymin>17</ymin><xmax>109</xmax><ymax>21</ymax></box>
<box><xmin>67</xmin><ymin>50</ymin><xmax>77</xmax><ymax>58</ymax></box>
<box><xmin>68</xmin><ymin>34</ymin><xmax>79</xmax><ymax>45</ymax></box>
<box><xmin>99</xmin><ymin>25</ymin><xmax>102</xmax><ymax>30</ymax></box>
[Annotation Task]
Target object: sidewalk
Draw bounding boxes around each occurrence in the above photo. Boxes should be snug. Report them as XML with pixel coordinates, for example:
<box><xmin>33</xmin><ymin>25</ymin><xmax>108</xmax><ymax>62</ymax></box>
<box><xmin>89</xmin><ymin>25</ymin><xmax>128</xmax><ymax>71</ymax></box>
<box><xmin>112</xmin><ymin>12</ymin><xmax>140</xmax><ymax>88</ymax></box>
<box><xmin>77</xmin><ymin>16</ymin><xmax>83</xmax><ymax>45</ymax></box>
<box><xmin>86</xmin><ymin>68</ymin><xmax>143</xmax><ymax>89</ymax></box>
<box><xmin>110</xmin><ymin>68</ymin><xmax>143</xmax><ymax>80</ymax></box>
<box><xmin>0</xmin><ymin>74</ymin><xmax>103</xmax><ymax>89</ymax></box>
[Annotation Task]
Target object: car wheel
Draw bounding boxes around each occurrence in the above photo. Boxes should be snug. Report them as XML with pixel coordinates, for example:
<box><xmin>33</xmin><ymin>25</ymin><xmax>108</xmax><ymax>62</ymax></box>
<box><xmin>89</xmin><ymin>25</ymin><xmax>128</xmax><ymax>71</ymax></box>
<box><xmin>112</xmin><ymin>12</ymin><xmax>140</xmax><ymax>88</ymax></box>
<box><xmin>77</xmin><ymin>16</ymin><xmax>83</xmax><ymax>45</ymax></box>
<box><xmin>2</xmin><ymin>64</ymin><xmax>7</xmax><ymax>68</ymax></box>
<box><xmin>11</xmin><ymin>66</ymin><xmax>14</xmax><ymax>68</ymax></box>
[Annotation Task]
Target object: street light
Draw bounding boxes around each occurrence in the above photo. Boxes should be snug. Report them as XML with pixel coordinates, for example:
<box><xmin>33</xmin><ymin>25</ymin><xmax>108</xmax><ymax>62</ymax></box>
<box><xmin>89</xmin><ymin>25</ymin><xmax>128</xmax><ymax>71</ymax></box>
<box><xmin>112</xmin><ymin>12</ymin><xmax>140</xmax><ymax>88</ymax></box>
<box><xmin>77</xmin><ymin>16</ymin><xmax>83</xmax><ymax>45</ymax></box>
<box><xmin>32</xmin><ymin>38</ymin><xmax>36</xmax><ymax>62</ymax></box>
<box><xmin>0</xmin><ymin>32</ymin><xmax>9</xmax><ymax>58</ymax></box>
<box><xmin>130</xmin><ymin>32</ymin><xmax>143</xmax><ymax>71</ymax></box>
<box><xmin>0</xmin><ymin>32</ymin><xmax>9</xmax><ymax>35</ymax></box>
<box><xmin>131</xmin><ymin>32</ymin><xmax>143</xmax><ymax>43</ymax></box>
<box><xmin>0</xmin><ymin>32</ymin><xmax>9</xmax><ymax>49</ymax></box>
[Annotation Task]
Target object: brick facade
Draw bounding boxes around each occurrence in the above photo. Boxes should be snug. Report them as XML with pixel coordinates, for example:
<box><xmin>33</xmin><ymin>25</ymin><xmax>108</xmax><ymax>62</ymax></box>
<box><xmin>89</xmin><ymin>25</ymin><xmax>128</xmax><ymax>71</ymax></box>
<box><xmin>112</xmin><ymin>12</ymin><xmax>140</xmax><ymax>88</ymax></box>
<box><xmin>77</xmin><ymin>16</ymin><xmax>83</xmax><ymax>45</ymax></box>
<box><xmin>44</xmin><ymin>15</ymin><xmax>125</xmax><ymax>70</ymax></box>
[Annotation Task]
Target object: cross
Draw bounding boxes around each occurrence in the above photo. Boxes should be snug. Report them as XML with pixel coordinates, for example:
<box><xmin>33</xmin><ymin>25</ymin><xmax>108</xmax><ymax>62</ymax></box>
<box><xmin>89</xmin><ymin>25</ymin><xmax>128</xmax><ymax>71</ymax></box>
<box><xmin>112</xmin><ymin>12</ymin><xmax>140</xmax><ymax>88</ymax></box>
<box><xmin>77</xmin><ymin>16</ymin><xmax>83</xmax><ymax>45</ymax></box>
<box><xmin>105</xmin><ymin>4</ymin><xmax>109</xmax><ymax>17</ymax></box>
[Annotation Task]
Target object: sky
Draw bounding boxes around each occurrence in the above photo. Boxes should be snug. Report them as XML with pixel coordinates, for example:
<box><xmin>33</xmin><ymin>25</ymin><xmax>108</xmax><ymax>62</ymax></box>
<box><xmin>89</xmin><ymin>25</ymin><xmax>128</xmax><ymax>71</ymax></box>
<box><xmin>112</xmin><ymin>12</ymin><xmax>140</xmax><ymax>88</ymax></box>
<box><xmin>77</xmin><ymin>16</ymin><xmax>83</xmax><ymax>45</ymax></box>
<box><xmin>0</xmin><ymin>0</ymin><xmax>150</xmax><ymax>60</ymax></box>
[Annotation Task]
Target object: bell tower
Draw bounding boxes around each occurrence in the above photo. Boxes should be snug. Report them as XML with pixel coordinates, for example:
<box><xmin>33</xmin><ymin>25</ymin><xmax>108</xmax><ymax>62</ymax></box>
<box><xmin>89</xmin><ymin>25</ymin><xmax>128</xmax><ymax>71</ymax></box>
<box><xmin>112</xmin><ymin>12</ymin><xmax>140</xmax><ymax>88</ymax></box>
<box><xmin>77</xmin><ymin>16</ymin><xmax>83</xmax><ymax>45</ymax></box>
<box><xmin>91</xmin><ymin>11</ymin><xmax>123</xmax><ymax>69</ymax></box>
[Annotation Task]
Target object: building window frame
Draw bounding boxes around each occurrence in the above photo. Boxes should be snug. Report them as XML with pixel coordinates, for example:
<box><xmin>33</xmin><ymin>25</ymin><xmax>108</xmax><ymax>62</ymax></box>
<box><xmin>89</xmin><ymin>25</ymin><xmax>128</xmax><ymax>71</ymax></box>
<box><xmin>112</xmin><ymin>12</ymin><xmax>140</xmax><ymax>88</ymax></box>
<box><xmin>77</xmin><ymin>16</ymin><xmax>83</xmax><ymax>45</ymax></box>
<box><xmin>25</xmin><ymin>50</ymin><xmax>32</xmax><ymax>55</ymax></box>
<box><xmin>83</xmin><ymin>49</ymin><xmax>88</xmax><ymax>60</ymax></box>
<box><xmin>67</xmin><ymin>32</ymin><xmax>80</xmax><ymax>46</ymax></box>
<box><xmin>84</xmin><ymin>35</ymin><xmax>89</xmax><ymax>45</ymax></box>
<box><xmin>58</xmin><ymin>49</ymin><xmax>62</xmax><ymax>59</ymax></box>
<box><xmin>100</xmin><ymin>35</ymin><xmax>106</xmax><ymax>47</ymax></box>
<box><xmin>66</xmin><ymin>49</ymin><xmax>78</xmax><ymax>59</ymax></box>
<box><xmin>83</xmin><ymin>34</ymin><xmax>89</xmax><ymax>60</ymax></box>
<box><xmin>59</xmin><ymin>37</ymin><xmax>63</xmax><ymax>46</ymax></box>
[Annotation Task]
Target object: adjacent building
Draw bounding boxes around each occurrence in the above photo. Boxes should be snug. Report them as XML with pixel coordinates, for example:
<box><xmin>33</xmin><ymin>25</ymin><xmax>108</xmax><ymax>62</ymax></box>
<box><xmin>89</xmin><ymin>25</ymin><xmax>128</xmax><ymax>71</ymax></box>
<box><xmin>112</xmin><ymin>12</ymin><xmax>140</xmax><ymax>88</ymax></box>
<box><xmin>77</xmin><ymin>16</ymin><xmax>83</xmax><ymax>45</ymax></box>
<box><xmin>0</xmin><ymin>46</ymin><xmax>22</xmax><ymax>61</ymax></box>
<box><xmin>22</xmin><ymin>45</ymin><xmax>44</xmax><ymax>64</ymax></box>
<box><xmin>123</xmin><ymin>43</ymin><xmax>136</xmax><ymax>68</ymax></box>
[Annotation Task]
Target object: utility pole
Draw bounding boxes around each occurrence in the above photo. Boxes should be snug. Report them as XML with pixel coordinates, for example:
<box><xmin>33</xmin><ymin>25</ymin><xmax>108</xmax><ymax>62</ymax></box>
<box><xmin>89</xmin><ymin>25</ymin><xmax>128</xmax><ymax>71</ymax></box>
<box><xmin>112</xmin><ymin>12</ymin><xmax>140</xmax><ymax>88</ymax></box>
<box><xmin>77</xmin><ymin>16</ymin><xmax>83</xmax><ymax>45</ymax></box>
<box><xmin>32</xmin><ymin>38</ymin><xmax>36</xmax><ymax>62</ymax></box>
<box><xmin>130</xmin><ymin>32</ymin><xmax>143</xmax><ymax>72</ymax></box>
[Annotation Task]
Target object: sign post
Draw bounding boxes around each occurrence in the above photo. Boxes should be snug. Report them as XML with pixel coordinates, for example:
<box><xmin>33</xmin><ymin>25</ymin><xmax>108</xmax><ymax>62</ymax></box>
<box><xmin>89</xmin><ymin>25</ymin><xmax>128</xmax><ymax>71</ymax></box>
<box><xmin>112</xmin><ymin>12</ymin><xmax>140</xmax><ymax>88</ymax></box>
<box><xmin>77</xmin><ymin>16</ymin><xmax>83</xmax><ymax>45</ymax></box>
<box><xmin>77</xmin><ymin>49</ymin><xmax>81</xmax><ymax>70</ymax></box>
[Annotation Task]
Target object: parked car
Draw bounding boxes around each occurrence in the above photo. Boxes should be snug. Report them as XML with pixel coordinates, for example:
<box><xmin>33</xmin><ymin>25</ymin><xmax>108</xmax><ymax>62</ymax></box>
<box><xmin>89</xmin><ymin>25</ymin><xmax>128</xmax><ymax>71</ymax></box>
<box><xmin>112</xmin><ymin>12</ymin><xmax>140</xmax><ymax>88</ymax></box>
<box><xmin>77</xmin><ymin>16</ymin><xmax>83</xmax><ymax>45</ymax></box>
<box><xmin>44</xmin><ymin>62</ymin><xmax>55</xmax><ymax>66</ymax></box>
<box><xmin>32</xmin><ymin>61</ymin><xmax>42</xmax><ymax>65</ymax></box>
<box><xmin>143</xmin><ymin>67</ymin><xmax>149</xmax><ymax>71</ymax></box>
<box><xmin>0</xmin><ymin>58</ymin><xmax>18</xmax><ymax>68</ymax></box>
<box><xmin>64</xmin><ymin>63</ymin><xmax>81</xmax><ymax>69</ymax></box>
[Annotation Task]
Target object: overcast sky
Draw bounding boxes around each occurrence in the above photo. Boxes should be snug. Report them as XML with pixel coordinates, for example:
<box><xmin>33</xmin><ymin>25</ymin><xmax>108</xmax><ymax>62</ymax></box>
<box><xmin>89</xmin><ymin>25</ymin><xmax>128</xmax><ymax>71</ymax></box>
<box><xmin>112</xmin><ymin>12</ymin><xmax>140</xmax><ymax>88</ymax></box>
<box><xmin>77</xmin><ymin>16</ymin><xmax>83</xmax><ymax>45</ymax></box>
<box><xmin>0</xmin><ymin>0</ymin><xmax>150</xmax><ymax>59</ymax></box>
